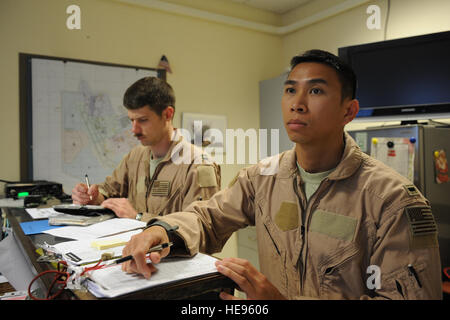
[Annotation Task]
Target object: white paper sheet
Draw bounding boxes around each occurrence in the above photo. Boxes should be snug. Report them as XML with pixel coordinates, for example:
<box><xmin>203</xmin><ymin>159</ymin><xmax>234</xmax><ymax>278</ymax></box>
<box><xmin>25</xmin><ymin>207</ymin><xmax>60</xmax><ymax>219</ymax></box>
<box><xmin>370</xmin><ymin>137</ymin><xmax>415</xmax><ymax>182</ymax></box>
<box><xmin>86</xmin><ymin>253</ymin><xmax>219</xmax><ymax>298</ymax></box>
<box><xmin>52</xmin><ymin>229</ymin><xmax>141</xmax><ymax>265</ymax></box>
<box><xmin>42</xmin><ymin>218</ymin><xmax>146</xmax><ymax>240</ymax></box>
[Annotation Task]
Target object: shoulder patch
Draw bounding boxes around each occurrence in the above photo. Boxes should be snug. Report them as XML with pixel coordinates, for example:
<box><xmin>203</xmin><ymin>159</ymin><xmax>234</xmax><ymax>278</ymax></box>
<box><xmin>197</xmin><ymin>165</ymin><xmax>218</xmax><ymax>188</ymax></box>
<box><xmin>403</xmin><ymin>184</ymin><xmax>420</xmax><ymax>197</ymax></box>
<box><xmin>405</xmin><ymin>206</ymin><xmax>438</xmax><ymax>249</ymax></box>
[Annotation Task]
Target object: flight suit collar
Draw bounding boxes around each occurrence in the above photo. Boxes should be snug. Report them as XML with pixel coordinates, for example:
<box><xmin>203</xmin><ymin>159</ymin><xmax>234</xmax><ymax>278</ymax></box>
<box><xmin>327</xmin><ymin>132</ymin><xmax>363</xmax><ymax>181</ymax></box>
<box><xmin>277</xmin><ymin>131</ymin><xmax>363</xmax><ymax>181</ymax></box>
<box><xmin>148</xmin><ymin>128</ymin><xmax>185</xmax><ymax>164</ymax></box>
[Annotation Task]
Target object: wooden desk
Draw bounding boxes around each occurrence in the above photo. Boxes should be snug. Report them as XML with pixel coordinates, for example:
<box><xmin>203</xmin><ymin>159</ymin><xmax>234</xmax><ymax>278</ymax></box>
<box><xmin>3</xmin><ymin>207</ymin><xmax>235</xmax><ymax>300</ymax></box>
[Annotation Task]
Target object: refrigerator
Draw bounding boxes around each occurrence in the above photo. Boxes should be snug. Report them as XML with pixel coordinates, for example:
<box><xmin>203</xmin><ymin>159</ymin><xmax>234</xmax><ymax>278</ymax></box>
<box><xmin>348</xmin><ymin>124</ymin><xmax>450</xmax><ymax>270</ymax></box>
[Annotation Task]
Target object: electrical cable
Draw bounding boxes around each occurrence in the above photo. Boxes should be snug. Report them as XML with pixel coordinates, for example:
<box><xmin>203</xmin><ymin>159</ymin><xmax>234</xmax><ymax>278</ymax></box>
<box><xmin>27</xmin><ymin>258</ymin><xmax>115</xmax><ymax>300</ymax></box>
<box><xmin>27</xmin><ymin>248</ymin><xmax>161</xmax><ymax>299</ymax></box>
<box><xmin>28</xmin><ymin>261</ymin><xmax>70</xmax><ymax>300</ymax></box>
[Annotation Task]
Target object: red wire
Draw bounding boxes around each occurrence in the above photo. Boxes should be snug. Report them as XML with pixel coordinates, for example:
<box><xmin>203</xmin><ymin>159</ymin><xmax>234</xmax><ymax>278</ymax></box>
<box><xmin>28</xmin><ymin>269</ymin><xmax>69</xmax><ymax>300</ymax></box>
<box><xmin>444</xmin><ymin>267</ymin><xmax>450</xmax><ymax>280</ymax></box>
<box><xmin>28</xmin><ymin>260</ymin><xmax>79</xmax><ymax>300</ymax></box>
<box><xmin>27</xmin><ymin>258</ymin><xmax>122</xmax><ymax>300</ymax></box>
<box><xmin>80</xmin><ymin>260</ymin><xmax>105</xmax><ymax>276</ymax></box>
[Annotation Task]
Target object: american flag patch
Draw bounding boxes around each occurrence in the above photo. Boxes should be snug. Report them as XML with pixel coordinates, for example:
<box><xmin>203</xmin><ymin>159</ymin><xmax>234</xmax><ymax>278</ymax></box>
<box><xmin>151</xmin><ymin>180</ymin><xmax>171</xmax><ymax>197</ymax></box>
<box><xmin>405</xmin><ymin>206</ymin><xmax>437</xmax><ymax>236</ymax></box>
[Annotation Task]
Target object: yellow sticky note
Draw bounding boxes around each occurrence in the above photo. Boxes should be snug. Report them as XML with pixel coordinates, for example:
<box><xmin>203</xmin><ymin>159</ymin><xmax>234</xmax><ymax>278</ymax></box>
<box><xmin>91</xmin><ymin>239</ymin><xmax>127</xmax><ymax>250</ymax></box>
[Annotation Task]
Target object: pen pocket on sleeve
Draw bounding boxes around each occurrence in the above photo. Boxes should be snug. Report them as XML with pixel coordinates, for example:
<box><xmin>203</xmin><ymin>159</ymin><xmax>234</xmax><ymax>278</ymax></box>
<box><xmin>390</xmin><ymin>262</ymin><xmax>426</xmax><ymax>299</ymax></box>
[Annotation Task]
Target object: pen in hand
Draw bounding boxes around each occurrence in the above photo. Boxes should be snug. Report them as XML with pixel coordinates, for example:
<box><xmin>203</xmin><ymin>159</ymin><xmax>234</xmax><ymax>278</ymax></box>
<box><xmin>106</xmin><ymin>242</ymin><xmax>173</xmax><ymax>266</ymax></box>
<box><xmin>85</xmin><ymin>174</ymin><xmax>92</xmax><ymax>201</ymax></box>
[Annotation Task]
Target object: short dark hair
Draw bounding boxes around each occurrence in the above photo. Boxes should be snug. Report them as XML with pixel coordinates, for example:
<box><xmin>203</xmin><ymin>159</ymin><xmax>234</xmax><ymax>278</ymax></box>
<box><xmin>289</xmin><ymin>49</ymin><xmax>357</xmax><ymax>101</ymax></box>
<box><xmin>123</xmin><ymin>77</ymin><xmax>175</xmax><ymax>116</ymax></box>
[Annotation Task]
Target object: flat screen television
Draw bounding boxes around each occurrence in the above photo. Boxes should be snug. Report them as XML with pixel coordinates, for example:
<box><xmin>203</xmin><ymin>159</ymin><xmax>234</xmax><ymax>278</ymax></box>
<box><xmin>338</xmin><ymin>31</ymin><xmax>450</xmax><ymax>122</ymax></box>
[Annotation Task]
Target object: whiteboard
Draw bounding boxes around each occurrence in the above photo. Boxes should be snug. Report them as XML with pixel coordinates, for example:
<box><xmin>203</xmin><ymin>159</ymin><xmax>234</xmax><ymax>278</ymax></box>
<box><xmin>20</xmin><ymin>54</ymin><xmax>164</xmax><ymax>194</ymax></box>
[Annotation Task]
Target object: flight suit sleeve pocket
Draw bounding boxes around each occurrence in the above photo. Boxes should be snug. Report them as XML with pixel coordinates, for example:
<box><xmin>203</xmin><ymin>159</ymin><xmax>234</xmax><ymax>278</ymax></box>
<box><xmin>382</xmin><ymin>262</ymin><xmax>427</xmax><ymax>300</ymax></box>
<box><xmin>319</xmin><ymin>244</ymin><xmax>359</xmax><ymax>299</ymax></box>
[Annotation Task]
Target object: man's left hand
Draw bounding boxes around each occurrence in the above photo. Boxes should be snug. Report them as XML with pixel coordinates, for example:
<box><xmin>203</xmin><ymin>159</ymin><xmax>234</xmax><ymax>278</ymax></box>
<box><xmin>101</xmin><ymin>198</ymin><xmax>138</xmax><ymax>219</ymax></box>
<box><xmin>215</xmin><ymin>257</ymin><xmax>286</xmax><ymax>300</ymax></box>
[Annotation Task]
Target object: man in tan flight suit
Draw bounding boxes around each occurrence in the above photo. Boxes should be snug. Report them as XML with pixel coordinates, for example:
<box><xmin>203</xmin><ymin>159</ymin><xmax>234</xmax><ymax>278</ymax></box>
<box><xmin>121</xmin><ymin>51</ymin><xmax>442</xmax><ymax>299</ymax></box>
<box><xmin>71</xmin><ymin>77</ymin><xmax>221</xmax><ymax>222</ymax></box>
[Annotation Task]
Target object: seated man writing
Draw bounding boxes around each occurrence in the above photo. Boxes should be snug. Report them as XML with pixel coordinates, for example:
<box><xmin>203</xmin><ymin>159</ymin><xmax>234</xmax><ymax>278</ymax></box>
<box><xmin>72</xmin><ymin>77</ymin><xmax>221</xmax><ymax>222</ymax></box>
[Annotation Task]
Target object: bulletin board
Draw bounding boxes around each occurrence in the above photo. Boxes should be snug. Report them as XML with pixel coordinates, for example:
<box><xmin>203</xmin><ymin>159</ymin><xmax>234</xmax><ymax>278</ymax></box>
<box><xmin>19</xmin><ymin>53</ymin><xmax>166</xmax><ymax>193</ymax></box>
<box><xmin>370</xmin><ymin>137</ymin><xmax>415</xmax><ymax>182</ymax></box>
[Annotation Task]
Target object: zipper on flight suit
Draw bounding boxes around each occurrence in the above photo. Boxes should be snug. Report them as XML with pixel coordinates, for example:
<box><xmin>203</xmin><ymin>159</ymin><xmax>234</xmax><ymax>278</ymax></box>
<box><xmin>300</xmin><ymin>178</ymin><xmax>331</xmax><ymax>294</ymax></box>
<box><xmin>293</xmin><ymin>174</ymin><xmax>331</xmax><ymax>295</ymax></box>
<box><xmin>292</xmin><ymin>174</ymin><xmax>307</xmax><ymax>293</ymax></box>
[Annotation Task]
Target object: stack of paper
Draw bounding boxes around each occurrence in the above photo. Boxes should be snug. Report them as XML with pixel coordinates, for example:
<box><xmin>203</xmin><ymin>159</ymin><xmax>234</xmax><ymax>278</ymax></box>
<box><xmin>52</xmin><ymin>229</ymin><xmax>142</xmax><ymax>265</ymax></box>
<box><xmin>42</xmin><ymin>218</ymin><xmax>146</xmax><ymax>240</ymax></box>
<box><xmin>86</xmin><ymin>253</ymin><xmax>219</xmax><ymax>298</ymax></box>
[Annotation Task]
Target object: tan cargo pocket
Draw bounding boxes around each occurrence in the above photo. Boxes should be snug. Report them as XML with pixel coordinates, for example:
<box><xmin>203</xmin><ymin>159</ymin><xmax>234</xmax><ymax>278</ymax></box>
<box><xmin>383</xmin><ymin>262</ymin><xmax>426</xmax><ymax>300</ymax></box>
<box><xmin>319</xmin><ymin>244</ymin><xmax>360</xmax><ymax>299</ymax></box>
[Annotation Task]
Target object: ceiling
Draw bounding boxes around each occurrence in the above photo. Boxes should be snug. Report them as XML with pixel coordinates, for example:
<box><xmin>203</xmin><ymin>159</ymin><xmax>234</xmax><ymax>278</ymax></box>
<box><xmin>229</xmin><ymin>0</ymin><xmax>313</xmax><ymax>14</ymax></box>
<box><xmin>119</xmin><ymin>0</ymin><xmax>370</xmax><ymax>35</ymax></box>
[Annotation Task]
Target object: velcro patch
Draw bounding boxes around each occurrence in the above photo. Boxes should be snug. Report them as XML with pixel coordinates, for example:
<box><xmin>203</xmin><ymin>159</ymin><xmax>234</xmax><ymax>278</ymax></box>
<box><xmin>198</xmin><ymin>165</ymin><xmax>218</xmax><ymax>188</ymax></box>
<box><xmin>404</xmin><ymin>184</ymin><xmax>420</xmax><ymax>197</ymax></box>
<box><xmin>405</xmin><ymin>206</ymin><xmax>438</xmax><ymax>249</ymax></box>
<box><xmin>310</xmin><ymin>210</ymin><xmax>357</xmax><ymax>242</ymax></box>
<box><xmin>274</xmin><ymin>202</ymin><xmax>299</xmax><ymax>231</ymax></box>
<box><xmin>405</xmin><ymin>206</ymin><xmax>437</xmax><ymax>236</ymax></box>
<box><xmin>151</xmin><ymin>180</ymin><xmax>171</xmax><ymax>197</ymax></box>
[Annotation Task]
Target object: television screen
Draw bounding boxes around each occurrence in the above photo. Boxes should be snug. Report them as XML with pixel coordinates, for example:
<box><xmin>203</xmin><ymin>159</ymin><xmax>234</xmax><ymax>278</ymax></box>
<box><xmin>339</xmin><ymin>31</ymin><xmax>450</xmax><ymax>120</ymax></box>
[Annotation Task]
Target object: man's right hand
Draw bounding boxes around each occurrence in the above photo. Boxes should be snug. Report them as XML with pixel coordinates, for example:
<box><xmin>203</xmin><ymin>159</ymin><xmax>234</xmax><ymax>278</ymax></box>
<box><xmin>71</xmin><ymin>183</ymin><xmax>103</xmax><ymax>205</ymax></box>
<box><xmin>121</xmin><ymin>226</ymin><xmax>170</xmax><ymax>279</ymax></box>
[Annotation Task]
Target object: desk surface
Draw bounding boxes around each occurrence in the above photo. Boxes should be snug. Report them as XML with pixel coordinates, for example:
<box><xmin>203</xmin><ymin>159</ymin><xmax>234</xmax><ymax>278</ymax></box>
<box><xmin>3</xmin><ymin>207</ymin><xmax>235</xmax><ymax>300</ymax></box>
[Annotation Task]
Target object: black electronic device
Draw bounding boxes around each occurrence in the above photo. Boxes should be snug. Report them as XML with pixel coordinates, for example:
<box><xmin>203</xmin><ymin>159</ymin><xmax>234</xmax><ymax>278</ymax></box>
<box><xmin>338</xmin><ymin>31</ymin><xmax>450</xmax><ymax>121</ymax></box>
<box><xmin>53</xmin><ymin>204</ymin><xmax>114</xmax><ymax>216</ymax></box>
<box><xmin>23</xmin><ymin>195</ymin><xmax>44</xmax><ymax>208</ymax></box>
<box><xmin>5</xmin><ymin>180</ymin><xmax>63</xmax><ymax>199</ymax></box>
